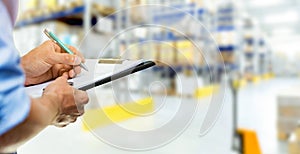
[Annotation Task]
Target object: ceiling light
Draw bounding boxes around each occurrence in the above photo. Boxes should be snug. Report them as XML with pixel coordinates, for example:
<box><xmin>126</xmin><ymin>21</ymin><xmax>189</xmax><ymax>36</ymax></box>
<box><xmin>270</xmin><ymin>35</ymin><xmax>300</xmax><ymax>44</ymax></box>
<box><xmin>249</xmin><ymin>0</ymin><xmax>283</xmax><ymax>7</ymax></box>
<box><xmin>264</xmin><ymin>10</ymin><xmax>299</xmax><ymax>24</ymax></box>
<box><xmin>272</xmin><ymin>28</ymin><xmax>294</xmax><ymax>36</ymax></box>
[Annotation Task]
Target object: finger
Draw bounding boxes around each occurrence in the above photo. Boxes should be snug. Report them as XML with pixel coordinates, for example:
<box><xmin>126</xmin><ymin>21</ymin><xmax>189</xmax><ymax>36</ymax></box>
<box><xmin>55</xmin><ymin>74</ymin><xmax>68</xmax><ymax>83</ymax></box>
<box><xmin>67</xmin><ymin>65</ymin><xmax>81</xmax><ymax>78</ymax></box>
<box><xmin>62</xmin><ymin>72</ymin><xmax>69</xmax><ymax>78</ymax></box>
<box><xmin>57</xmin><ymin>116</ymin><xmax>68</xmax><ymax>123</ymax></box>
<box><xmin>63</xmin><ymin>115</ymin><xmax>77</xmax><ymax>124</ymax></box>
<box><xmin>51</xmin><ymin>64</ymin><xmax>64</xmax><ymax>78</ymax></box>
<box><xmin>57</xmin><ymin>65</ymin><xmax>78</xmax><ymax>78</ymax></box>
<box><xmin>43</xmin><ymin>40</ymin><xmax>62</xmax><ymax>54</ymax></box>
<box><xmin>65</xmin><ymin>107</ymin><xmax>84</xmax><ymax>116</ymax></box>
<box><xmin>53</xmin><ymin>115</ymin><xmax>71</xmax><ymax>127</ymax></box>
<box><xmin>72</xmin><ymin>66</ymin><xmax>81</xmax><ymax>75</ymax></box>
<box><xmin>51</xmin><ymin>42</ymin><xmax>84</xmax><ymax>62</ymax></box>
<box><xmin>70</xmin><ymin>112</ymin><xmax>84</xmax><ymax>116</ymax></box>
<box><xmin>52</xmin><ymin>64</ymin><xmax>75</xmax><ymax>78</ymax></box>
<box><xmin>51</xmin><ymin>41</ymin><xmax>63</xmax><ymax>53</ymax></box>
<box><xmin>76</xmin><ymin>105</ymin><xmax>85</xmax><ymax>115</ymax></box>
<box><xmin>64</xmin><ymin>114</ymin><xmax>77</xmax><ymax>123</ymax></box>
<box><xmin>68</xmin><ymin>69</ymin><xmax>76</xmax><ymax>78</ymax></box>
<box><xmin>43</xmin><ymin>72</ymin><xmax>68</xmax><ymax>93</ymax></box>
<box><xmin>53</xmin><ymin>123</ymin><xmax>68</xmax><ymax>128</ymax></box>
<box><xmin>59</xmin><ymin>68</ymin><xmax>70</xmax><ymax>77</ymax></box>
<box><xmin>60</xmin><ymin>124</ymin><xmax>68</xmax><ymax>127</ymax></box>
<box><xmin>54</xmin><ymin>122</ymin><xmax>69</xmax><ymax>127</ymax></box>
<box><xmin>68</xmin><ymin>46</ymin><xmax>85</xmax><ymax>63</ymax></box>
<box><xmin>70</xmin><ymin>117</ymin><xmax>77</xmax><ymax>123</ymax></box>
<box><xmin>74</xmin><ymin>90</ymin><xmax>89</xmax><ymax>105</ymax></box>
<box><xmin>49</xmin><ymin>53</ymin><xmax>81</xmax><ymax>66</ymax></box>
<box><xmin>62</xmin><ymin>71</ymin><xmax>75</xmax><ymax>79</ymax></box>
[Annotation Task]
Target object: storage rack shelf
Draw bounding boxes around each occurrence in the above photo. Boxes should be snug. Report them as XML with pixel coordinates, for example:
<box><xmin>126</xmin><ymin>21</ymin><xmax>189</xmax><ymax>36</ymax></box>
<box><xmin>16</xmin><ymin>5</ymin><xmax>85</xmax><ymax>28</ymax></box>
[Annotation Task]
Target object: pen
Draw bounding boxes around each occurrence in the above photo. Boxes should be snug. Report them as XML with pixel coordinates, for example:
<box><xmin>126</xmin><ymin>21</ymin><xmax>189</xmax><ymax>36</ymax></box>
<box><xmin>43</xmin><ymin>29</ymin><xmax>89</xmax><ymax>71</ymax></box>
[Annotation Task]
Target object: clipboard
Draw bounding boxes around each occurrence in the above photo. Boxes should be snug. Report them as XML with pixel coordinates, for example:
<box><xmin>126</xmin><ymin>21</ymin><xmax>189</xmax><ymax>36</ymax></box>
<box><xmin>25</xmin><ymin>59</ymin><xmax>156</xmax><ymax>97</ymax></box>
<box><xmin>77</xmin><ymin>60</ymin><xmax>156</xmax><ymax>91</ymax></box>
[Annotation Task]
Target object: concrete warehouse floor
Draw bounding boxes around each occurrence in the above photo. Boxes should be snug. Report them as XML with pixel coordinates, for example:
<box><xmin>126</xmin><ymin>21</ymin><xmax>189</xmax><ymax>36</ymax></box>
<box><xmin>19</xmin><ymin>78</ymin><xmax>299</xmax><ymax>154</ymax></box>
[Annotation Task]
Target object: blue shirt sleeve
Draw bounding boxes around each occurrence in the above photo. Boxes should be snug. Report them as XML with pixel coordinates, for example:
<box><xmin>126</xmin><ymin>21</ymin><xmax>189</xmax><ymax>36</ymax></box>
<box><xmin>0</xmin><ymin>1</ymin><xmax>31</xmax><ymax>136</ymax></box>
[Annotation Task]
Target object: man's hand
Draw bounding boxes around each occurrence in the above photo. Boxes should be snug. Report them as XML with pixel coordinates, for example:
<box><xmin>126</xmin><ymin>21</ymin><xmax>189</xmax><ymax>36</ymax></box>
<box><xmin>0</xmin><ymin>75</ymin><xmax>89</xmax><ymax>152</ymax></box>
<box><xmin>42</xmin><ymin>74</ymin><xmax>89</xmax><ymax>127</ymax></box>
<box><xmin>21</xmin><ymin>40</ymin><xmax>85</xmax><ymax>86</ymax></box>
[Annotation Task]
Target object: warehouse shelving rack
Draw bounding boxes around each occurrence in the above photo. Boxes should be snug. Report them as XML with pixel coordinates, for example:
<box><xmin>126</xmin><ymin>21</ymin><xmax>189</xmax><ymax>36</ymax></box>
<box><xmin>15</xmin><ymin>5</ymin><xmax>85</xmax><ymax>28</ymax></box>
<box><xmin>120</xmin><ymin>1</ymin><xmax>221</xmax><ymax>96</ymax></box>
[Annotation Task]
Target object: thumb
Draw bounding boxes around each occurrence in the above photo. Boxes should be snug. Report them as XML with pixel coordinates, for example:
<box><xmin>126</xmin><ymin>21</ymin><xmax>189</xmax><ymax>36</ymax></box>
<box><xmin>55</xmin><ymin>74</ymin><xmax>68</xmax><ymax>83</ymax></box>
<box><xmin>49</xmin><ymin>53</ymin><xmax>81</xmax><ymax>65</ymax></box>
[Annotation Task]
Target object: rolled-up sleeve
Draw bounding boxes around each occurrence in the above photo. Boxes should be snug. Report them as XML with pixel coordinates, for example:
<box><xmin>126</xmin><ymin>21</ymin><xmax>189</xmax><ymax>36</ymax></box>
<box><xmin>0</xmin><ymin>1</ymin><xmax>30</xmax><ymax>136</ymax></box>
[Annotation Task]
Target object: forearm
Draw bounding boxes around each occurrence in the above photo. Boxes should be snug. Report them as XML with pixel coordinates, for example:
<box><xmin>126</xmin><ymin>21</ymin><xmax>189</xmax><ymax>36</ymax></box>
<box><xmin>0</xmin><ymin>97</ymin><xmax>57</xmax><ymax>153</ymax></box>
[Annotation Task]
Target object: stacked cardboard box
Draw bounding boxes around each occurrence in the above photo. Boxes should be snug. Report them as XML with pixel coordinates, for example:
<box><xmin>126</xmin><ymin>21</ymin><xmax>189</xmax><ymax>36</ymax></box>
<box><xmin>288</xmin><ymin>127</ymin><xmax>300</xmax><ymax>154</ymax></box>
<box><xmin>277</xmin><ymin>88</ymin><xmax>300</xmax><ymax>141</ymax></box>
<box><xmin>220</xmin><ymin>52</ymin><xmax>235</xmax><ymax>63</ymax></box>
<box><xmin>176</xmin><ymin>41</ymin><xmax>195</xmax><ymax>65</ymax></box>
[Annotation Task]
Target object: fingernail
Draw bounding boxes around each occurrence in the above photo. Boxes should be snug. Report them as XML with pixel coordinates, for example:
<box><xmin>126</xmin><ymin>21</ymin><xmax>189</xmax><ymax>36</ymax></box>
<box><xmin>69</xmin><ymin>70</ymin><xmax>75</xmax><ymax>78</ymax></box>
<box><xmin>74</xmin><ymin>55</ymin><xmax>81</xmax><ymax>65</ymax></box>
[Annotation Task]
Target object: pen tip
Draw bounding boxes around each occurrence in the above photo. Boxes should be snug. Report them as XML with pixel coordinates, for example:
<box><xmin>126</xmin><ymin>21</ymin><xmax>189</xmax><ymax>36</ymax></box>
<box><xmin>81</xmin><ymin>63</ymin><xmax>89</xmax><ymax>72</ymax></box>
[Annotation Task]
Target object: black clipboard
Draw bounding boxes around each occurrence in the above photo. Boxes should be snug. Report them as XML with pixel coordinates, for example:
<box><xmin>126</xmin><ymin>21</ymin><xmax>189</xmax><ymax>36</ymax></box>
<box><xmin>78</xmin><ymin>61</ymin><xmax>156</xmax><ymax>91</ymax></box>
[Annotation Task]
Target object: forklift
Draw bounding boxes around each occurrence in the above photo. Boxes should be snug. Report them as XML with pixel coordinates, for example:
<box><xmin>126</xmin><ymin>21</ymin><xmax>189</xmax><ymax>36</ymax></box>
<box><xmin>231</xmin><ymin>78</ymin><xmax>262</xmax><ymax>154</ymax></box>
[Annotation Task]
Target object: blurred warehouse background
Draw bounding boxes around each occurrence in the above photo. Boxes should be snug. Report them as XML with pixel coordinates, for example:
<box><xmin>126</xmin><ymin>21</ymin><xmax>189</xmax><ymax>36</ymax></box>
<box><xmin>12</xmin><ymin>0</ymin><xmax>300</xmax><ymax>154</ymax></box>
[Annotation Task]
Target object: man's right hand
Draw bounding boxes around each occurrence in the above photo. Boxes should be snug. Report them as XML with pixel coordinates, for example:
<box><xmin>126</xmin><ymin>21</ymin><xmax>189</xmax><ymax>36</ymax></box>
<box><xmin>42</xmin><ymin>73</ymin><xmax>89</xmax><ymax>127</ymax></box>
<box><xmin>21</xmin><ymin>41</ymin><xmax>85</xmax><ymax>86</ymax></box>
